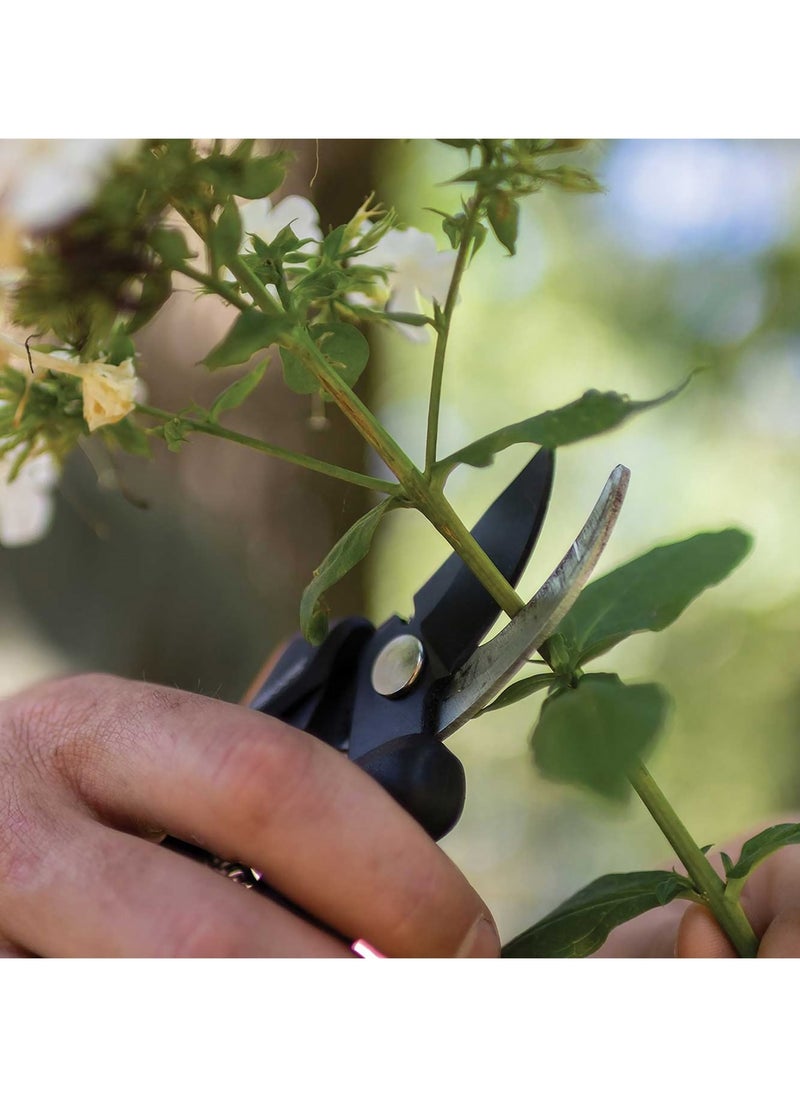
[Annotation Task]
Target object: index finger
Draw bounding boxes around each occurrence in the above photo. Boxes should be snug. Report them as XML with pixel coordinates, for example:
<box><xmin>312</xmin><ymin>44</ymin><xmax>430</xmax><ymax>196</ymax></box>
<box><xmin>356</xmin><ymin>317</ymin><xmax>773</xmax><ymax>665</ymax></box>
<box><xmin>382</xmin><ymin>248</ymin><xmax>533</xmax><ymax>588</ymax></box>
<box><xmin>36</xmin><ymin>674</ymin><xmax>499</xmax><ymax>958</ymax></box>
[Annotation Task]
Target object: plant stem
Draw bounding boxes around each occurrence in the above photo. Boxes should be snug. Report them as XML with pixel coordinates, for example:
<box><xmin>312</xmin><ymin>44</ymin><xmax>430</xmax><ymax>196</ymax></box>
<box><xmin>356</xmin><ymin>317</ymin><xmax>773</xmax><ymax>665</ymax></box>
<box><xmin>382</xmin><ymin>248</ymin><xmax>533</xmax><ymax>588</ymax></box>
<box><xmin>172</xmin><ymin>183</ymin><xmax>758</xmax><ymax>958</ymax></box>
<box><xmin>224</xmin><ymin>254</ymin><xmax>285</xmax><ymax>316</ymax></box>
<box><xmin>425</xmin><ymin>193</ymin><xmax>485</xmax><ymax>473</ymax></box>
<box><xmin>135</xmin><ymin>403</ymin><xmax>401</xmax><ymax>495</ymax></box>
<box><xmin>173</xmin><ymin>262</ymin><xmax>251</xmax><ymax>312</ymax></box>
<box><xmin>290</xmin><ymin>327</ymin><xmax>424</xmax><ymax>489</ymax></box>
<box><xmin>628</xmin><ymin>761</ymin><xmax>758</xmax><ymax>957</ymax></box>
<box><xmin>415</xmin><ymin>487</ymin><xmax>525</xmax><ymax>619</ymax></box>
<box><xmin>176</xmin><ymin>195</ymin><xmax>759</xmax><ymax>957</ymax></box>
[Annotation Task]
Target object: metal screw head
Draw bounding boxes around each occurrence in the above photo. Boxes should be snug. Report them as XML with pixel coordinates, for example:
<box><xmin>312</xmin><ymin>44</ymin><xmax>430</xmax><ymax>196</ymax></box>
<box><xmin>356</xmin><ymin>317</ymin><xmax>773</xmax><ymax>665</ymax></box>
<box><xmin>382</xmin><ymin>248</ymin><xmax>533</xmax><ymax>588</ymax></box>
<box><xmin>371</xmin><ymin>635</ymin><xmax>426</xmax><ymax>698</ymax></box>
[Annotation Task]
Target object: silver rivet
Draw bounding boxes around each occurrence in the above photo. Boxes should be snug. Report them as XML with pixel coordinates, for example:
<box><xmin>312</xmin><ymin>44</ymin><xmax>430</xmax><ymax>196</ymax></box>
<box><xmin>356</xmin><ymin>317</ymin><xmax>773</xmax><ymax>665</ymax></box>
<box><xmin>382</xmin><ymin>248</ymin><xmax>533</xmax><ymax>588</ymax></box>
<box><xmin>371</xmin><ymin>635</ymin><xmax>425</xmax><ymax>698</ymax></box>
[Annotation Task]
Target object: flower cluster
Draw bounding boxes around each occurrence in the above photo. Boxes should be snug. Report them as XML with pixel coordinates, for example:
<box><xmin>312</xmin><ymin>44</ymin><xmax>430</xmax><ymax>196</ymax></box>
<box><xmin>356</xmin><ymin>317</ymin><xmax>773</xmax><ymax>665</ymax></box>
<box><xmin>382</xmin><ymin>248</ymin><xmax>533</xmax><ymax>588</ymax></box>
<box><xmin>0</xmin><ymin>140</ymin><xmax>460</xmax><ymax>547</ymax></box>
<box><xmin>237</xmin><ymin>193</ymin><xmax>455</xmax><ymax>341</ymax></box>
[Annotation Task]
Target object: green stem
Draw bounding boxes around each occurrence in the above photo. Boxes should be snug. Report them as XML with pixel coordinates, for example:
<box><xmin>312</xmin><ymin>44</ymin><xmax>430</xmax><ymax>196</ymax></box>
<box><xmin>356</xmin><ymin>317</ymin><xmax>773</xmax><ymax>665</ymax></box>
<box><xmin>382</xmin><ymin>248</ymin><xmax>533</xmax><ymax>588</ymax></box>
<box><xmin>415</xmin><ymin>487</ymin><xmax>525</xmax><ymax>619</ymax></box>
<box><xmin>171</xmin><ymin>186</ymin><xmax>759</xmax><ymax>959</ymax></box>
<box><xmin>628</xmin><ymin>760</ymin><xmax>759</xmax><ymax>957</ymax></box>
<box><xmin>290</xmin><ymin>327</ymin><xmax>424</xmax><ymax>488</ymax></box>
<box><xmin>135</xmin><ymin>403</ymin><xmax>400</xmax><ymax>495</ymax></box>
<box><xmin>173</xmin><ymin>261</ymin><xmax>251</xmax><ymax>312</ymax></box>
<box><xmin>224</xmin><ymin>254</ymin><xmax>285</xmax><ymax>316</ymax></box>
<box><xmin>425</xmin><ymin>192</ymin><xmax>485</xmax><ymax>473</ymax></box>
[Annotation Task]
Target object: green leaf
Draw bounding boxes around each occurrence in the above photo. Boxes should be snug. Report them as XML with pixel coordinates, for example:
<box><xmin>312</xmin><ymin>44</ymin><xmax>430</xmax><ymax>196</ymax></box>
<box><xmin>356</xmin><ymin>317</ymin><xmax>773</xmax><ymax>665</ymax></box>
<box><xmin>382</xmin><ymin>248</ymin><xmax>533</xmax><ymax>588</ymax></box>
<box><xmin>162</xmin><ymin>417</ymin><xmax>193</xmax><ymax>453</ymax></box>
<box><xmin>126</xmin><ymin>267</ymin><xmax>173</xmax><ymax>334</ymax></box>
<box><xmin>532</xmin><ymin>675</ymin><xmax>669</xmax><ymax>801</ymax></box>
<box><xmin>208</xmin><ymin>360</ymin><xmax>268</xmax><ymax>422</ymax></box>
<box><xmin>434</xmin><ymin>379</ymin><xmax>691</xmax><ymax>477</ymax></box>
<box><xmin>537</xmin><ymin>166</ymin><xmax>603</xmax><ymax>193</ymax></box>
<box><xmin>105</xmin><ymin>330</ymin><xmax>136</xmax><ymax>366</ymax></box>
<box><xmin>234</xmin><ymin>155</ymin><xmax>287</xmax><ymax>200</ymax></box>
<box><xmin>214</xmin><ymin>198</ymin><xmax>243</xmax><ymax>267</ymax></box>
<box><xmin>502</xmin><ymin>870</ymin><xmax>696</xmax><ymax>957</ymax></box>
<box><xmin>384</xmin><ymin>312</ymin><xmax>431</xmax><ymax>328</ymax></box>
<box><xmin>726</xmin><ymin>823</ymin><xmax>800</xmax><ymax>881</ymax></box>
<box><xmin>300</xmin><ymin>498</ymin><xmax>398</xmax><ymax>645</ymax></box>
<box><xmin>279</xmin><ymin>323</ymin><xmax>369</xmax><ymax>397</ymax></box>
<box><xmin>487</xmin><ymin>192</ymin><xmax>519</xmax><ymax>255</ymax></box>
<box><xmin>102</xmin><ymin>416</ymin><xmax>151</xmax><ymax>457</ymax></box>
<box><xmin>149</xmin><ymin>226</ymin><xmax>193</xmax><ymax>266</ymax></box>
<box><xmin>203</xmin><ymin>311</ymin><xmax>290</xmax><ymax>370</ymax></box>
<box><xmin>438</xmin><ymin>138</ymin><xmax>478</xmax><ymax>150</ymax></box>
<box><xmin>557</xmin><ymin>529</ymin><xmax>754</xmax><ymax>665</ymax></box>
<box><xmin>470</xmin><ymin>221</ymin><xmax>488</xmax><ymax>262</ymax></box>
<box><xmin>479</xmin><ymin>673</ymin><xmax>556</xmax><ymax>715</ymax></box>
<box><xmin>321</xmin><ymin>224</ymin><xmax>348</xmax><ymax>259</ymax></box>
<box><xmin>719</xmin><ymin>851</ymin><xmax>735</xmax><ymax>876</ymax></box>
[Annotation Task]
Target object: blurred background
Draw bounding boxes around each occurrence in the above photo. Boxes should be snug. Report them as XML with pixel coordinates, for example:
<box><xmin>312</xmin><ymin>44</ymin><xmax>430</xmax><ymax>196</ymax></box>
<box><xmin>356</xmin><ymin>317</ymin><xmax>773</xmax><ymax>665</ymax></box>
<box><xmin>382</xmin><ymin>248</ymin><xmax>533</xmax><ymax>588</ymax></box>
<box><xmin>1</xmin><ymin>139</ymin><xmax>799</xmax><ymax>944</ymax></box>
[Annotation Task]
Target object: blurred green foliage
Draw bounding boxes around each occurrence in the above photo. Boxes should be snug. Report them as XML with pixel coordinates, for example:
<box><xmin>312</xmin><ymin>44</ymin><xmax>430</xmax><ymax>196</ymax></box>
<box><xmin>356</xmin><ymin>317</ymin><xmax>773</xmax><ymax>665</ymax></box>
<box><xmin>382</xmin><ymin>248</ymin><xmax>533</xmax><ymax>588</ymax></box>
<box><xmin>367</xmin><ymin>139</ymin><xmax>800</xmax><ymax>940</ymax></box>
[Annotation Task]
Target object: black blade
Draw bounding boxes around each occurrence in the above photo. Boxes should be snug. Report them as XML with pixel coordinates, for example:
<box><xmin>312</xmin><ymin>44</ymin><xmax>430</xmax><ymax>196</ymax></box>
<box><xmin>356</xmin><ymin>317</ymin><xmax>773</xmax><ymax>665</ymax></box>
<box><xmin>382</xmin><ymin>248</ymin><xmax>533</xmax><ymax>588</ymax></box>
<box><xmin>412</xmin><ymin>448</ymin><xmax>555</xmax><ymax>674</ymax></box>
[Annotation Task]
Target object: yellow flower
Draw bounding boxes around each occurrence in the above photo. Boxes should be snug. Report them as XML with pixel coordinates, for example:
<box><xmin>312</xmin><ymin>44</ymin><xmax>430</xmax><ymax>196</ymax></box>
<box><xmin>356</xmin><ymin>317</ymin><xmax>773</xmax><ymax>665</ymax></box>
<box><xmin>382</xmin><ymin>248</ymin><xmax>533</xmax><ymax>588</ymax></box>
<box><xmin>0</xmin><ymin>332</ymin><xmax>139</xmax><ymax>431</ymax></box>
<box><xmin>79</xmin><ymin>359</ymin><xmax>138</xmax><ymax>431</ymax></box>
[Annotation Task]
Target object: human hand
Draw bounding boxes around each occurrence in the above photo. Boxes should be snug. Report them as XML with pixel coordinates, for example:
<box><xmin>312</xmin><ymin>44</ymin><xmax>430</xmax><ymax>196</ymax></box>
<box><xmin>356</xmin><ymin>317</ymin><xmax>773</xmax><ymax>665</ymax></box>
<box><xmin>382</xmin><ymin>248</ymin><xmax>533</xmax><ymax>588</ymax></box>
<box><xmin>594</xmin><ymin>821</ymin><xmax>800</xmax><ymax>958</ymax></box>
<box><xmin>0</xmin><ymin>673</ymin><xmax>499</xmax><ymax>958</ymax></box>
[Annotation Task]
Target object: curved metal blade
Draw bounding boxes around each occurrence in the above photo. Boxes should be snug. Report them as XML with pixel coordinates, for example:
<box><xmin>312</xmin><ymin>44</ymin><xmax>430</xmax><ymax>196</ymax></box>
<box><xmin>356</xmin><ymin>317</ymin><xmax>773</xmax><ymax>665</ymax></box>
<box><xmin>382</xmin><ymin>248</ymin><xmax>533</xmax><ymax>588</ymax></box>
<box><xmin>436</xmin><ymin>465</ymin><xmax>630</xmax><ymax>739</ymax></box>
<box><xmin>412</xmin><ymin>448</ymin><xmax>554</xmax><ymax>674</ymax></box>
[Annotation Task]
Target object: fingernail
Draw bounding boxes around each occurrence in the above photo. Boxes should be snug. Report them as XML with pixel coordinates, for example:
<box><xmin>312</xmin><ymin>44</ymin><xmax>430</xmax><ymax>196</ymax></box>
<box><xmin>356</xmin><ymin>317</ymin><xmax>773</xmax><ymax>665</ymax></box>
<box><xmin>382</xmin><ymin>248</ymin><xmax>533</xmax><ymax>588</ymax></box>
<box><xmin>457</xmin><ymin>914</ymin><xmax>501</xmax><ymax>958</ymax></box>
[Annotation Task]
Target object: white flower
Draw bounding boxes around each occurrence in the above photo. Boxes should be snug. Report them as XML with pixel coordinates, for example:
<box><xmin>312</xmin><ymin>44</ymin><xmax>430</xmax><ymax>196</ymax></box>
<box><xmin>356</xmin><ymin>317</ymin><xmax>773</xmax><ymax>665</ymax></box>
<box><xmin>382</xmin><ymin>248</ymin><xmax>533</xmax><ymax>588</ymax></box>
<box><xmin>240</xmin><ymin>194</ymin><xmax>322</xmax><ymax>254</ymax></box>
<box><xmin>0</xmin><ymin>139</ymin><xmax>137</xmax><ymax>233</ymax></box>
<box><xmin>356</xmin><ymin>227</ymin><xmax>456</xmax><ymax>343</ymax></box>
<box><xmin>0</xmin><ymin>443</ymin><xmax>58</xmax><ymax>547</ymax></box>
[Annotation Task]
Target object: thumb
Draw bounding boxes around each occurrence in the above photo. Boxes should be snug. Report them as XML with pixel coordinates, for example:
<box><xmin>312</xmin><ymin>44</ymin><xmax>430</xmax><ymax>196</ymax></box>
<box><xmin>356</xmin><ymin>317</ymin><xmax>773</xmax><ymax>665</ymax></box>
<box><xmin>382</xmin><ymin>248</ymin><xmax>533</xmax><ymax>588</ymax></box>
<box><xmin>675</xmin><ymin>904</ymin><xmax>739</xmax><ymax>958</ymax></box>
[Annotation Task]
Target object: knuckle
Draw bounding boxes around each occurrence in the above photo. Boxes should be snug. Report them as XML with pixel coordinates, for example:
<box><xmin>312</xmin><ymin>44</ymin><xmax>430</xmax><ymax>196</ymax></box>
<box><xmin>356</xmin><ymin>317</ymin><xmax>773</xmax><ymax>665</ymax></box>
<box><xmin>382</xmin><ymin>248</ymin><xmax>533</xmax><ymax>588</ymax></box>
<box><xmin>166</xmin><ymin>912</ymin><xmax>257</xmax><ymax>958</ymax></box>
<box><xmin>1</xmin><ymin>673</ymin><xmax>108</xmax><ymax>764</ymax></box>
<box><xmin>206</xmin><ymin>720</ymin><xmax>321</xmax><ymax>845</ymax></box>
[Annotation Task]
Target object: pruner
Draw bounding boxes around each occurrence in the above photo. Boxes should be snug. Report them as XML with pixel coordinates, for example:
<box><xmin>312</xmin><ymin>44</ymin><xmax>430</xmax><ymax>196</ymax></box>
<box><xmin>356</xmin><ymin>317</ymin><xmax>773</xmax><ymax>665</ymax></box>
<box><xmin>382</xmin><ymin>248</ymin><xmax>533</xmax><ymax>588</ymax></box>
<box><xmin>248</xmin><ymin>449</ymin><xmax>630</xmax><ymax>841</ymax></box>
<box><xmin>165</xmin><ymin>449</ymin><xmax>629</xmax><ymax>946</ymax></box>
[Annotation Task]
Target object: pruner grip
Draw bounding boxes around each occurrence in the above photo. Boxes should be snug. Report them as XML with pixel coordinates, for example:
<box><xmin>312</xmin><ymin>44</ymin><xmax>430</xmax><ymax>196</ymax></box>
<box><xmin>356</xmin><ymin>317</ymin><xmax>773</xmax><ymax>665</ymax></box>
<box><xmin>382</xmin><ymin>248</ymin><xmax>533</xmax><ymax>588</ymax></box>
<box><xmin>250</xmin><ymin>620</ymin><xmax>465</xmax><ymax>841</ymax></box>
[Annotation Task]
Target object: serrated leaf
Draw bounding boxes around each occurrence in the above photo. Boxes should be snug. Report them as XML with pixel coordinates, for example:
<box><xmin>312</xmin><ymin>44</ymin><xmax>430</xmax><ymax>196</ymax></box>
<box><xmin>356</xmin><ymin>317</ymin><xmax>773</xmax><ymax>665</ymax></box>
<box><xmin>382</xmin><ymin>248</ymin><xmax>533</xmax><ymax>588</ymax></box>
<box><xmin>300</xmin><ymin>498</ymin><xmax>398</xmax><ymax>644</ymax></box>
<box><xmin>726</xmin><ymin>823</ymin><xmax>800</xmax><ymax>881</ymax></box>
<box><xmin>532</xmin><ymin>675</ymin><xmax>669</xmax><ymax>801</ymax></box>
<box><xmin>479</xmin><ymin>673</ymin><xmax>556</xmax><ymax>715</ymax></box>
<box><xmin>487</xmin><ymin>192</ymin><xmax>519</xmax><ymax>255</ymax></box>
<box><xmin>434</xmin><ymin>379</ymin><xmax>691</xmax><ymax>477</ymax></box>
<box><xmin>502</xmin><ymin>870</ymin><xmax>696</xmax><ymax>957</ymax></box>
<box><xmin>208</xmin><ymin>360</ymin><xmax>267</xmax><ymax>422</ymax></box>
<box><xmin>279</xmin><ymin>323</ymin><xmax>369</xmax><ymax>397</ymax></box>
<box><xmin>203</xmin><ymin>311</ymin><xmax>290</xmax><ymax>370</ymax></box>
<box><xmin>557</xmin><ymin>529</ymin><xmax>753</xmax><ymax>665</ymax></box>
<box><xmin>214</xmin><ymin>198</ymin><xmax>243</xmax><ymax>267</ymax></box>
